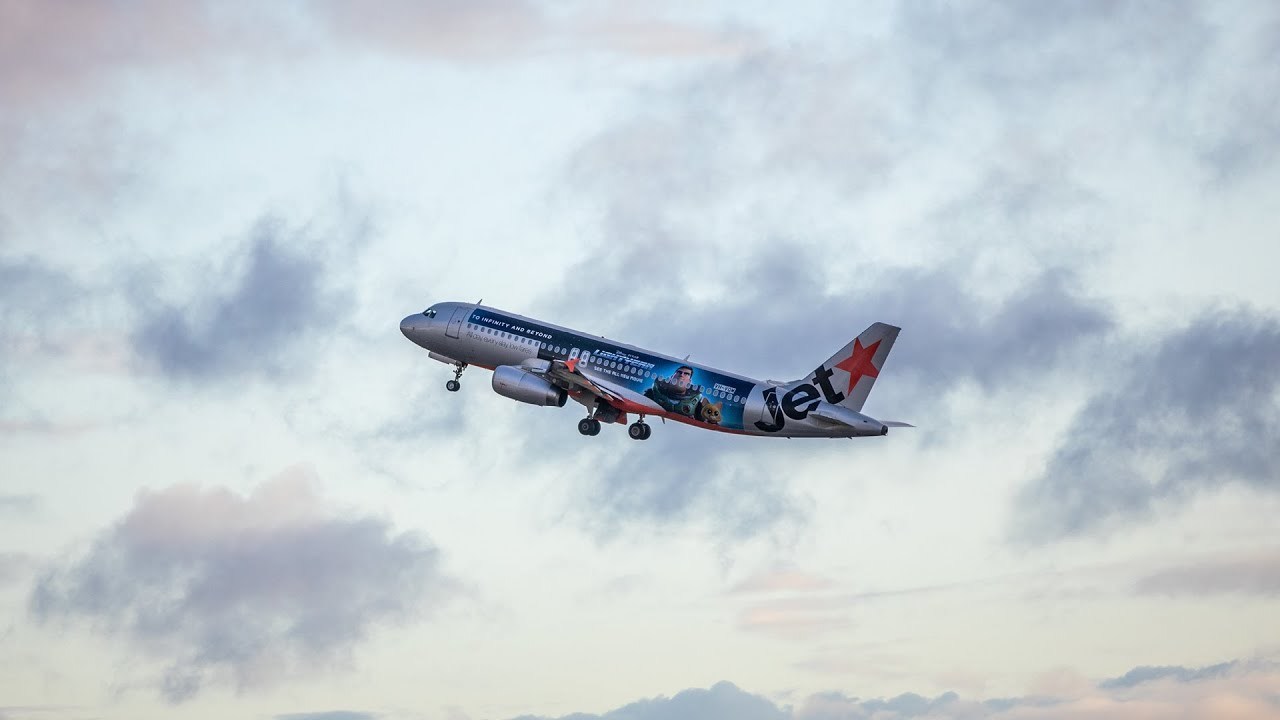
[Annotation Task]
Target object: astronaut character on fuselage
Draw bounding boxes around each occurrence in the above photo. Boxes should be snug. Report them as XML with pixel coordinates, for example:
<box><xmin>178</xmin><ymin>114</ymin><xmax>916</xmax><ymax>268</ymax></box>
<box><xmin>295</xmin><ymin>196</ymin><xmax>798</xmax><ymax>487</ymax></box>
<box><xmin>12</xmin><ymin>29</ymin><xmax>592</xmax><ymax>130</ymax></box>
<box><xmin>643</xmin><ymin>365</ymin><xmax>706</xmax><ymax>418</ymax></box>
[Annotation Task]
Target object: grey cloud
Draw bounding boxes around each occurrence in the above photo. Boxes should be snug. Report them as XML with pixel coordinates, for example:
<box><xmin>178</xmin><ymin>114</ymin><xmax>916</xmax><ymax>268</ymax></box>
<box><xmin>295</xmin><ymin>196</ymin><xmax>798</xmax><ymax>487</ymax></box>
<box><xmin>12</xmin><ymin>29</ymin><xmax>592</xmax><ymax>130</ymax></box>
<box><xmin>30</xmin><ymin>472</ymin><xmax>450</xmax><ymax>702</ymax></box>
<box><xmin>0</xmin><ymin>553</ymin><xmax>30</xmax><ymax>589</ymax></box>
<box><xmin>1136</xmin><ymin>550</ymin><xmax>1280</xmax><ymax>597</ymax></box>
<box><xmin>0</xmin><ymin>259</ymin><xmax>77</xmax><ymax>320</ymax></box>
<box><xmin>1014</xmin><ymin>309</ymin><xmax>1280</xmax><ymax>542</ymax></box>
<box><xmin>510</xmin><ymin>682</ymin><xmax>786</xmax><ymax>720</ymax></box>
<box><xmin>312</xmin><ymin>0</ymin><xmax>545</xmax><ymax>59</ymax></box>
<box><xmin>130</xmin><ymin>216</ymin><xmax>352</xmax><ymax>383</ymax></box>
<box><xmin>0</xmin><ymin>1</ymin><xmax>746</xmax><ymax>122</ymax></box>
<box><xmin>0</xmin><ymin>494</ymin><xmax>38</xmax><ymax>515</ymax></box>
<box><xmin>897</xmin><ymin>2</ymin><xmax>1213</xmax><ymax>99</ymax></box>
<box><xmin>508</xmin><ymin>681</ymin><xmax>1011</xmax><ymax>720</ymax></box>
<box><xmin>276</xmin><ymin>712</ymin><xmax>379</xmax><ymax>720</ymax></box>
<box><xmin>544</xmin><ymin>40</ymin><xmax>1119</xmax><ymax>542</ymax></box>
<box><xmin>1099</xmin><ymin>661</ymin><xmax>1238</xmax><ymax>689</ymax></box>
<box><xmin>897</xmin><ymin>1</ymin><xmax>1280</xmax><ymax>183</ymax></box>
<box><xmin>800</xmin><ymin>691</ymin><xmax>971</xmax><ymax>720</ymax></box>
<box><xmin>0</xmin><ymin>260</ymin><xmax>81</xmax><ymax>379</ymax></box>
<box><xmin>372</xmin><ymin>382</ymin><xmax>468</xmax><ymax>443</ymax></box>
<box><xmin>0</xmin><ymin>2</ymin><xmax>273</xmax><ymax>109</ymax></box>
<box><xmin>508</xmin><ymin>660</ymin><xmax>1279</xmax><ymax>720</ymax></box>
<box><xmin>572</xmin><ymin>428</ymin><xmax>807</xmax><ymax>544</ymax></box>
<box><xmin>552</xmin><ymin>249</ymin><xmax>1113</xmax><ymax>419</ymax></box>
<box><xmin>0</xmin><ymin>708</ymin><xmax>80</xmax><ymax>720</ymax></box>
<box><xmin>551</xmin><ymin>41</ymin><xmax>1118</xmax><ymax>401</ymax></box>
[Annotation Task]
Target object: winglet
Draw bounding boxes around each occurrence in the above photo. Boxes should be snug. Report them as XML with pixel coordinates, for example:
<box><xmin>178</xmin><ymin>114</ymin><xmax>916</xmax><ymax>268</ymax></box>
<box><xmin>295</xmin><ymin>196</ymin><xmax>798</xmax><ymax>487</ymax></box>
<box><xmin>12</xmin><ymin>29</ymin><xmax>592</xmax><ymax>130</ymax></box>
<box><xmin>566</xmin><ymin>357</ymin><xmax>579</xmax><ymax>373</ymax></box>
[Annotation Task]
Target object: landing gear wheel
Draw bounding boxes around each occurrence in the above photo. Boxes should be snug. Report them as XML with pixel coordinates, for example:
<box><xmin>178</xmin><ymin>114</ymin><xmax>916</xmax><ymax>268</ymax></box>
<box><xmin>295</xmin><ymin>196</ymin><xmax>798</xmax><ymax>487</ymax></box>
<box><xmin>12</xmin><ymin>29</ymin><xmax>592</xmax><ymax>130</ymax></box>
<box><xmin>628</xmin><ymin>422</ymin><xmax>649</xmax><ymax>440</ymax></box>
<box><xmin>578</xmin><ymin>418</ymin><xmax>600</xmax><ymax>436</ymax></box>
<box><xmin>446</xmin><ymin>362</ymin><xmax>466</xmax><ymax>392</ymax></box>
<box><xmin>640</xmin><ymin>424</ymin><xmax>651</xmax><ymax>440</ymax></box>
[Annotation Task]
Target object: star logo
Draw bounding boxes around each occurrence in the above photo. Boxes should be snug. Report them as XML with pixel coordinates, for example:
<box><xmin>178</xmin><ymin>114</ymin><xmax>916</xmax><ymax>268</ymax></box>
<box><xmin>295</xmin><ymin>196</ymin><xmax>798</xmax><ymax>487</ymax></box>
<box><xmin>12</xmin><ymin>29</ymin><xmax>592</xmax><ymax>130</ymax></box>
<box><xmin>834</xmin><ymin>339</ymin><xmax>881</xmax><ymax>394</ymax></box>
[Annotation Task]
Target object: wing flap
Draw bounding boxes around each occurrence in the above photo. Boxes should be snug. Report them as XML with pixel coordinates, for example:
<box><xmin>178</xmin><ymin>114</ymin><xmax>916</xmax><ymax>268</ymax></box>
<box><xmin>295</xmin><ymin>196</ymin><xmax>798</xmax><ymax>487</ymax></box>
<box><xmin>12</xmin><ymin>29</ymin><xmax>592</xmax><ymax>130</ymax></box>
<box><xmin>544</xmin><ymin>358</ymin><xmax>622</xmax><ymax>402</ymax></box>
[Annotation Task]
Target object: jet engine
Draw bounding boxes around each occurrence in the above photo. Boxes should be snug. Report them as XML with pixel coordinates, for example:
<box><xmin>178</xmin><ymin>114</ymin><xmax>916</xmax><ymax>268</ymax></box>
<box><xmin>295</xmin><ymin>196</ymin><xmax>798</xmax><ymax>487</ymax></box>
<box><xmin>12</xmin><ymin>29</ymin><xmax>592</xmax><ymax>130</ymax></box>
<box><xmin>492</xmin><ymin>365</ymin><xmax>567</xmax><ymax>407</ymax></box>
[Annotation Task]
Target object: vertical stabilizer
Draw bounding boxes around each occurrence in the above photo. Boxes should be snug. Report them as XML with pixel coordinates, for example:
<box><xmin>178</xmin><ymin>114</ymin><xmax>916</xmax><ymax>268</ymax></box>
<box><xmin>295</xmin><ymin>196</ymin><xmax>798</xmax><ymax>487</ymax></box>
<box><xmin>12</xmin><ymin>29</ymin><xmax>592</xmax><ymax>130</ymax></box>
<box><xmin>790</xmin><ymin>322</ymin><xmax>900</xmax><ymax>412</ymax></box>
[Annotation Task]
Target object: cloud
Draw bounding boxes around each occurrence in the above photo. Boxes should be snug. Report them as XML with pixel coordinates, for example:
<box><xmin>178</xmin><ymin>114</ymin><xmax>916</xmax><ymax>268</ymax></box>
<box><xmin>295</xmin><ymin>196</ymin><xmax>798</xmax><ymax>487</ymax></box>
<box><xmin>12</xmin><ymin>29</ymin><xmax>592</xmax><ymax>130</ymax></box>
<box><xmin>539</xmin><ymin>39</ymin><xmax>1128</xmax><ymax>542</ymax></box>
<box><xmin>0</xmin><ymin>553</ymin><xmax>31</xmax><ymax>590</ymax></box>
<box><xmin>312</xmin><ymin>0</ymin><xmax>545</xmax><ymax>59</ymax></box>
<box><xmin>550</xmin><ymin>38</ymin><xmax>1118</xmax><ymax>400</ymax></box>
<box><xmin>129</xmin><ymin>215</ymin><xmax>357</xmax><ymax>383</ymax></box>
<box><xmin>730</xmin><ymin>567</ymin><xmax>834</xmax><ymax>594</ymax></box>
<box><xmin>1136</xmin><ymin>549</ymin><xmax>1280</xmax><ymax>597</ymax></box>
<box><xmin>508</xmin><ymin>660</ymin><xmax>1280</xmax><ymax>720</ymax></box>
<box><xmin>733</xmin><ymin>579</ymin><xmax>971</xmax><ymax>642</ymax></box>
<box><xmin>0</xmin><ymin>494</ymin><xmax>38</xmax><ymax>515</ymax></box>
<box><xmin>276</xmin><ymin>712</ymin><xmax>379</xmax><ymax>720</ymax></box>
<box><xmin>1014</xmin><ymin>308</ymin><xmax>1280</xmax><ymax>542</ymax></box>
<box><xmin>0</xmin><ymin>708</ymin><xmax>80</xmax><ymax>720</ymax></box>
<box><xmin>571</xmin><ymin>427</ymin><xmax>808</xmax><ymax>544</ymax></box>
<box><xmin>30</xmin><ymin>469</ymin><xmax>451</xmax><ymax>702</ymax></box>
<box><xmin>1099</xmin><ymin>661</ymin><xmax>1239</xmax><ymax>690</ymax></box>
<box><xmin>510</xmin><ymin>681</ymin><xmax>786</xmax><ymax>720</ymax></box>
<box><xmin>0</xmin><ymin>1</ymin><xmax>751</xmax><ymax>119</ymax></box>
<box><xmin>0</xmin><ymin>259</ymin><xmax>81</xmax><ymax>385</ymax></box>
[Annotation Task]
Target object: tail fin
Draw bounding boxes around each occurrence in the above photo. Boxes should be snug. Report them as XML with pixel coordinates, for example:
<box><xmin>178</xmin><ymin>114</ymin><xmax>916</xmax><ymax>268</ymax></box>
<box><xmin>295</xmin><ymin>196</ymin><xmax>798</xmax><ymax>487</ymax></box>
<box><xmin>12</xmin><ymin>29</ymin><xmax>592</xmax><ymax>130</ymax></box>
<box><xmin>790</xmin><ymin>322</ymin><xmax>899</xmax><ymax>412</ymax></box>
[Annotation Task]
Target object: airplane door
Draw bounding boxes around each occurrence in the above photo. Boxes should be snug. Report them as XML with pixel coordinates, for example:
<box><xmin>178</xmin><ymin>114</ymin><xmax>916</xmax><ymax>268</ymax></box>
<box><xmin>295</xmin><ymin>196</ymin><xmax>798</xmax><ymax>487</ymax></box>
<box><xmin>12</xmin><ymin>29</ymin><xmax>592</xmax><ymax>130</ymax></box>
<box><xmin>445</xmin><ymin>305</ymin><xmax>470</xmax><ymax>339</ymax></box>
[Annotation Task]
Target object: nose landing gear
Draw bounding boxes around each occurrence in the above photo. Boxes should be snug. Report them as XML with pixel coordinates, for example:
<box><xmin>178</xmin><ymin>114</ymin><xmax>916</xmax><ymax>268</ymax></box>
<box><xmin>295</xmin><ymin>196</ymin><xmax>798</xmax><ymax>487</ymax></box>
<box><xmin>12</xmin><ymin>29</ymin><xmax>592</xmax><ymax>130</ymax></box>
<box><xmin>446</xmin><ymin>362</ymin><xmax>466</xmax><ymax>392</ymax></box>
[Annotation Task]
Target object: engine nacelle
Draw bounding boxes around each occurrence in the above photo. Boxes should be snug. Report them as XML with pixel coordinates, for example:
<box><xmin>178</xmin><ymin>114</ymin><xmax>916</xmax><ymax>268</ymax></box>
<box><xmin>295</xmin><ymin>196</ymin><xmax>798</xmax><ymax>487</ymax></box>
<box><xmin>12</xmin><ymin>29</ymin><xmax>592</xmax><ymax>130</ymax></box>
<box><xmin>492</xmin><ymin>365</ymin><xmax>567</xmax><ymax>407</ymax></box>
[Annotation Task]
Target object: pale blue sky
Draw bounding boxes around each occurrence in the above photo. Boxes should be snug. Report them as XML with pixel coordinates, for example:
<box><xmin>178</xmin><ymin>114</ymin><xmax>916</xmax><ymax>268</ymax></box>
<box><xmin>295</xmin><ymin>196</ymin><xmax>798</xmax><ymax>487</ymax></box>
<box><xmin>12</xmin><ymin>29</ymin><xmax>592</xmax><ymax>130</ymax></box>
<box><xmin>2</xmin><ymin>2</ymin><xmax>1279</xmax><ymax>719</ymax></box>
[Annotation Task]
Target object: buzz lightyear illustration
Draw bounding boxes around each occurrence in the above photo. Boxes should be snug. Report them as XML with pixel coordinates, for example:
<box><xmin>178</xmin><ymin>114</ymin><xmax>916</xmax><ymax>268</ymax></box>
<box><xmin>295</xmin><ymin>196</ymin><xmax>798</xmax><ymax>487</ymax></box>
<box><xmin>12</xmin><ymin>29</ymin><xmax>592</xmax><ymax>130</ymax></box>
<box><xmin>644</xmin><ymin>365</ymin><xmax>706</xmax><ymax>418</ymax></box>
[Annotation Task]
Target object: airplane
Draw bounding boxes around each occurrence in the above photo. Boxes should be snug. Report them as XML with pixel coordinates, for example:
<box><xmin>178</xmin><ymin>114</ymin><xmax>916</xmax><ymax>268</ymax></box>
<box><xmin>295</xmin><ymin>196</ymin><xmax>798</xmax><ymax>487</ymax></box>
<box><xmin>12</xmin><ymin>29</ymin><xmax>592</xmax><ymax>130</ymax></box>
<box><xmin>399</xmin><ymin>302</ymin><xmax>911</xmax><ymax>439</ymax></box>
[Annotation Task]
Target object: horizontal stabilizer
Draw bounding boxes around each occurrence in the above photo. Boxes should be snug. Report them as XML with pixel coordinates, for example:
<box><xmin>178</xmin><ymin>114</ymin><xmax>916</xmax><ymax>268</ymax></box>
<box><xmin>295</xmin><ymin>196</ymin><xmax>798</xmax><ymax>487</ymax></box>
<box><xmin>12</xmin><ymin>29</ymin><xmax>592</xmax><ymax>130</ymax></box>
<box><xmin>807</xmin><ymin>404</ymin><xmax>889</xmax><ymax>436</ymax></box>
<box><xmin>882</xmin><ymin>421</ymin><xmax>914</xmax><ymax>428</ymax></box>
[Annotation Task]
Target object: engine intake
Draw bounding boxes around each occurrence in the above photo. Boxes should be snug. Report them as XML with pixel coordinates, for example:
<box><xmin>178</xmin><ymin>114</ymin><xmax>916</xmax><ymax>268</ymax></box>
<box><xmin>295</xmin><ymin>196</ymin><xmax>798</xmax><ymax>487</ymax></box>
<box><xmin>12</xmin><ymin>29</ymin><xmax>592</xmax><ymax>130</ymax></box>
<box><xmin>492</xmin><ymin>365</ymin><xmax>567</xmax><ymax>407</ymax></box>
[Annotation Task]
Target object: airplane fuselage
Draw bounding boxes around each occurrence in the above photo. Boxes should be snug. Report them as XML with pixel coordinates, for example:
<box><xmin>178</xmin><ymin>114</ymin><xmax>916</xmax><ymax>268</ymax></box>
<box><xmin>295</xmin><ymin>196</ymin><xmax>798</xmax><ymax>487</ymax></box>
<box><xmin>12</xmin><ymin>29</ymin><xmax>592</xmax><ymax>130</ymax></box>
<box><xmin>400</xmin><ymin>301</ymin><xmax>898</xmax><ymax>439</ymax></box>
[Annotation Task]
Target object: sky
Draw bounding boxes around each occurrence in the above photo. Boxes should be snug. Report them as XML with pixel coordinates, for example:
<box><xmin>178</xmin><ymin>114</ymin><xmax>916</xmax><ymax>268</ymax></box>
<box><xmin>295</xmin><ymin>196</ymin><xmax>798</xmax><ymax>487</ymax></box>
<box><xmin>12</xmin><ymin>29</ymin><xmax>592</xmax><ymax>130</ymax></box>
<box><xmin>2</xmin><ymin>1</ymin><xmax>1279</xmax><ymax>719</ymax></box>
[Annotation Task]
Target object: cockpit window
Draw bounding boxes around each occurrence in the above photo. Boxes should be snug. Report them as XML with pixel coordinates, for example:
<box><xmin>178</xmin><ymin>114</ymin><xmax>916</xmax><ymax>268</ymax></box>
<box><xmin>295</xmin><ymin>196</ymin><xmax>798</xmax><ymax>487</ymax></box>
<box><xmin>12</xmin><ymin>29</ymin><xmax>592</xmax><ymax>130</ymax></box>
<box><xmin>423</xmin><ymin>308</ymin><xmax>437</xmax><ymax>318</ymax></box>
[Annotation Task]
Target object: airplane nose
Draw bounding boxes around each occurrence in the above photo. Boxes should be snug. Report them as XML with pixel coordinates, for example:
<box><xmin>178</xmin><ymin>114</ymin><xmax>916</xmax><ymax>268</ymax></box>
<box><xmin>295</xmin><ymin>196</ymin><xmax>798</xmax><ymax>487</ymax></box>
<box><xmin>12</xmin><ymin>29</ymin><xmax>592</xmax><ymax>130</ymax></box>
<box><xmin>400</xmin><ymin>314</ymin><xmax>419</xmax><ymax>339</ymax></box>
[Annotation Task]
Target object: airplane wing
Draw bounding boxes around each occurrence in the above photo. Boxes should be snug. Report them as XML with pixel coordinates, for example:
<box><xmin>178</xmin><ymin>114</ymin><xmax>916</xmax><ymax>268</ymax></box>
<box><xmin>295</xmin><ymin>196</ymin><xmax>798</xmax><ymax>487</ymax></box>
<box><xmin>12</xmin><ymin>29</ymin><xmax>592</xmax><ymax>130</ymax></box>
<box><xmin>542</xmin><ymin>357</ymin><xmax>624</xmax><ymax>403</ymax></box>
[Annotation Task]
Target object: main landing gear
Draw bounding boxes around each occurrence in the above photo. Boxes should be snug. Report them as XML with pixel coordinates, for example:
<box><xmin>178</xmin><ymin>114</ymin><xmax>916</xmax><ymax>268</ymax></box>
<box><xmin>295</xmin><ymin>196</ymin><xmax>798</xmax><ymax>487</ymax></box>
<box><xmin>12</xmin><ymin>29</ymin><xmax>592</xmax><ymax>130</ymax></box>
<box><xmin>578</xmin><ymin>405</ymin><xmax>649</xmax><ymax>439</ymax></box>
<box><xmin>628</xmin><ymin>420</ymin><xmax>651</xmax><ymax>440</ymax></box>
<box><xmin>446</xmin><ymin>362</ymin><xmax>466</xmax><ymax>392</ymax></box>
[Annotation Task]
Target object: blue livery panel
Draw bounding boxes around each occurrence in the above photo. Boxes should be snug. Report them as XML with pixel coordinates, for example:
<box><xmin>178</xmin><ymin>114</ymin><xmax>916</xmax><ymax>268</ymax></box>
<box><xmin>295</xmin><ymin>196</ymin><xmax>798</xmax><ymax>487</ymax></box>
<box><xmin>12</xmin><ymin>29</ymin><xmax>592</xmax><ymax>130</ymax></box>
<box><xmin>469</xmin><ymin>307</ymin><xmax>754</xmax><ymax>431</ymax></box>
